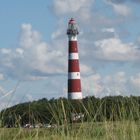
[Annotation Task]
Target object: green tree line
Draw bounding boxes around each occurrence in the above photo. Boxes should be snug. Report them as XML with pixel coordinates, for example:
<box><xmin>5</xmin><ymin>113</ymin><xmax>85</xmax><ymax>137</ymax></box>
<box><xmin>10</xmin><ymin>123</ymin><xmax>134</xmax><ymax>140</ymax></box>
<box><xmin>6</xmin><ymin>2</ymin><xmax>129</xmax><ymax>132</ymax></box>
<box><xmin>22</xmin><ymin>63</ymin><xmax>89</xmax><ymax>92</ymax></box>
<box><xmin>0</xmin><ymin>95</ymin><xmax>140</xmax><ymax>127</ymax></box>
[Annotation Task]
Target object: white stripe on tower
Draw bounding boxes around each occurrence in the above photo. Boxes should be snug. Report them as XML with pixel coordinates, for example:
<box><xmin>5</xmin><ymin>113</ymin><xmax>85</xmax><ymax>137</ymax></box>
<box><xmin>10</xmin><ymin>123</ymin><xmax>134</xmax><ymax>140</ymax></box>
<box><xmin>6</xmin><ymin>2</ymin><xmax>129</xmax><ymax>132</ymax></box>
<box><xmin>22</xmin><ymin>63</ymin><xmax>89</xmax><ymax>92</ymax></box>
<box><xmin>68</xmin><ymin>72</ymin><xmax>81</xmax><ymax>79</ymax></box>
<box><xmin>68</xmin><ymin>36</ymin><xmax>77</xmax><ymax>41</ymax></box>
<box><xmin>68</xmin><ymin>92</ymin><xmax>82</xmax><ymax>99</ymax></box>
<box><xmin>69</xmin><ymin>53</ymin><xmax>79</xmax><ymax>60</ymax></box>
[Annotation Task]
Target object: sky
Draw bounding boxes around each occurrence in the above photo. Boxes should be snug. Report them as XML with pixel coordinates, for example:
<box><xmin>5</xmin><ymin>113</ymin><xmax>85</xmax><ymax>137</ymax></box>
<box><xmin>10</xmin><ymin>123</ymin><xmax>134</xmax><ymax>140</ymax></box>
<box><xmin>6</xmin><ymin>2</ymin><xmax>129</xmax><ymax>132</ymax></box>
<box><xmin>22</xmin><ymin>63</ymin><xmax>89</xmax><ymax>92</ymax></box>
<box><xmin>0</xmin><ymin>0</ymin><xmax>140</xmax><ymax>110</ymax></box>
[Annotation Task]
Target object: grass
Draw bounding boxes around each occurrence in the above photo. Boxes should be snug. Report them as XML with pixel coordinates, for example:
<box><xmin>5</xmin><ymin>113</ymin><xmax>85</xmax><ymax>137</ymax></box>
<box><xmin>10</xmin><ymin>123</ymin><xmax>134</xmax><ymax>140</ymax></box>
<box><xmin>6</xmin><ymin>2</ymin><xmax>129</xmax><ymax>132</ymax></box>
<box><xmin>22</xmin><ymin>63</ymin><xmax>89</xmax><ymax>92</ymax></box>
<box><xmin>0</xmin><ymin>121</ymin><xmax>140</xmax><ymax>140</ymax></box>
<box><xmin>1</xmin><ymin>96</ymin><xmax>140</xmax><ymax>140</ymax></box>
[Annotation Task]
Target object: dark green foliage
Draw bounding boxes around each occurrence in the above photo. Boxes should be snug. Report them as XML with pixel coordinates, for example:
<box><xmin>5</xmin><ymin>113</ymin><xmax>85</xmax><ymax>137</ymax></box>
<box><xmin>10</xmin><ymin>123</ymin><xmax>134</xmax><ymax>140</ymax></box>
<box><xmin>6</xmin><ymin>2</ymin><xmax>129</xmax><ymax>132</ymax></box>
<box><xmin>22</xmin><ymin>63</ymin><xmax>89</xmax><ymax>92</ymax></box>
<box><xmin>1</xmin><ymin>96</ymin><xmax>140</xmax><ymax>127</ymax></box>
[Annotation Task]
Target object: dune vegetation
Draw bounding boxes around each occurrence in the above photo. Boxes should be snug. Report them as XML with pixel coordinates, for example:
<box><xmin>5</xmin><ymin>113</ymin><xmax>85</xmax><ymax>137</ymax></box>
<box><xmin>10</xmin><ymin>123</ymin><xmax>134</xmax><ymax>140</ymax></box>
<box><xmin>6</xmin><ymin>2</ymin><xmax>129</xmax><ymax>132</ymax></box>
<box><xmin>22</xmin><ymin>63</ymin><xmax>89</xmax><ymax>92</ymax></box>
<box><xmin>0</xmin><ymin>96</ymin><xmax>140</xmax><ymax>140</ymax></box>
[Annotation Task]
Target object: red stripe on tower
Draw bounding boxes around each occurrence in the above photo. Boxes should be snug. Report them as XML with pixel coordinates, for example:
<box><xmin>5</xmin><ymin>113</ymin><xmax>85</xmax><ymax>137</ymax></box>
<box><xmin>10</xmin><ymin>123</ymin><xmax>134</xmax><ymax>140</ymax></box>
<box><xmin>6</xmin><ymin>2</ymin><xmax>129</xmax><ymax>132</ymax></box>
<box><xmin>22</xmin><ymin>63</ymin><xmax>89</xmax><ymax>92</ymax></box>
<box><xmin>67</xmin><ymin>18</ymin><xmax>82</xmax><ymax>99</ymax></box>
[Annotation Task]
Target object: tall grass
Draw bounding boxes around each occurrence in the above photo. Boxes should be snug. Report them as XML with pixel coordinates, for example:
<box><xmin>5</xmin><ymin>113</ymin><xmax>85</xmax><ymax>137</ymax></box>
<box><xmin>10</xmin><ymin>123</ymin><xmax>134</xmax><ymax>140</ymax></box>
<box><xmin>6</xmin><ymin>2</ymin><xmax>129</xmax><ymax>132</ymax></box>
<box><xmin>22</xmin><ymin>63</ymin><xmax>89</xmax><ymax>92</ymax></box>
<box><xmin>0</xmin><ymin>121</ymin><xmax>140</xmax><ymax>140</ymax></box>
<box><xmin>0</xmin><ymin>97</ymin><xmax>140</xmax><ymax>140</ymax></box>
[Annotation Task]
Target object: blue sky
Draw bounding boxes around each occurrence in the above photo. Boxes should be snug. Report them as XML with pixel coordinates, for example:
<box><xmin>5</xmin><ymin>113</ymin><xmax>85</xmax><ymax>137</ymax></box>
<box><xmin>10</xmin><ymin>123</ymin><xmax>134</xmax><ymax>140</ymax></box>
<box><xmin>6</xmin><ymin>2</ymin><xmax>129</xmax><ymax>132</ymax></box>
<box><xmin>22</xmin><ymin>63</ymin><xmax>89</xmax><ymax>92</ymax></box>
<box><xmin>0</xmin><ymin>0</ymin><xmax>140</xmax><ymax>110</ymax></box>
<box><xmin>0</xmin><ymin>0</ymin><xmax>55</xmax><ymax>47</ymax></box>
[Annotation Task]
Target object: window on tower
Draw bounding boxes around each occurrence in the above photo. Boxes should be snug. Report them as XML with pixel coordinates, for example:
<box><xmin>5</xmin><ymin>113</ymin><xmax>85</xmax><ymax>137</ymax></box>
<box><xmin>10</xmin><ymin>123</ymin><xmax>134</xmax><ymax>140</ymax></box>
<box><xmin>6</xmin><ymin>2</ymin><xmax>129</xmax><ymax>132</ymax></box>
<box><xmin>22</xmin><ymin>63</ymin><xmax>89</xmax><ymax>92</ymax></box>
<box><xmin>67</xmin><ymin>23</ymin><xmax>79</xmax><ymax>35</ymax></box>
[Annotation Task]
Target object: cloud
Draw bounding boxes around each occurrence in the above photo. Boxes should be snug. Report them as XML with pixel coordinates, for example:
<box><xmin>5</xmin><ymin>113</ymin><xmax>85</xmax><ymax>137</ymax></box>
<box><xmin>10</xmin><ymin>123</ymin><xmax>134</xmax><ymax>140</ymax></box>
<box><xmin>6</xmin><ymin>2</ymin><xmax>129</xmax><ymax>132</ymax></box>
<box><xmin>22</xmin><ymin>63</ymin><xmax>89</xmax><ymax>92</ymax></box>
<box><xmin>20</xmin><ymin>23</ymin><xmax>67</xmax><ymax>76</ymax></box>
<box><xmin>0</xmin><ymin>85</ymin><xmax>19</xmax><ymax>110</ymax></box>
<box><xmin>51</xmin><ymin>29</ymin><xmax>64</xmax><ymax>40</ymax></box>
<box><xmin>53</xmin><ymin>0</ymin><xmax>94</xmax><ymax>15</ymax></box>
<box><xmin>0</xmin><ymin>23</ymin><xmax>67</xmax><ymax>80</ymax></box>
<box><xmin>0</xmin><ymin>86</ymin><xmax>5</xmax><ymax>95</ymax></box>
<box><xmin>20</xmin><ymin>23</ymin><xmax>42</xmax><ymax>49</ymax></box>
<box><xmin>105</xmin><ymin>0</ymin><xmax>131</xmax><ymax>16</ymax></box>
<box><xmin>130</xmin><ymin>73</ymin><xmax>140</xmax><ymax>88</ymax></box>
<box><xmin>94</xmin><ymin>36</ymin><xmax>140</xmax><ymax>61</ymax></box>
<box><xmin>80</xmin><ymin>64</ymin><xmax>94</xmax><ymax>75</ymax></box>
<box><xmin>82</xmin><ymin>74</ymin><xmax>103</xmax><ymax>97</ymax></box>
<box><xmin>1</xmin><ymin>48</ymin><xmax>11</xmax><ymax>54</ymax></box>
<box><xmin>82</xmin><ymin>71</ymin><xmax>140</xmax><ymax>97</ymax></box>
<box><xmin>113</xmin><ymin>4</ymin><xmax>131</xmax><ymax>16</ymax></box>
<box><xmin>102</xmin><ymin>28</ymin><xmax>115</xmax><ymax>33</ymax></box>
<box><xmin>0</xmin><ymin>73</ymin><xmax>5</xmax><ymax>80</ymax></box>
<box><xmin>107</xmin><ymin>0</ymin><xmax>126</xmax><ymax>3</ymax></box>
<box><xmin>52</xmin><ymin>0</ymin><xmax>94</xmax><ymax>23</ymax></box>
<box><xmin>107</xmin><ymin>0</ymin><xmax>140</xmax><ymax>4</ymax></box>
<box><xmin>25</xmin><ymin>94</ymin><xmax>34</xmax><ymax>102</ymax></box>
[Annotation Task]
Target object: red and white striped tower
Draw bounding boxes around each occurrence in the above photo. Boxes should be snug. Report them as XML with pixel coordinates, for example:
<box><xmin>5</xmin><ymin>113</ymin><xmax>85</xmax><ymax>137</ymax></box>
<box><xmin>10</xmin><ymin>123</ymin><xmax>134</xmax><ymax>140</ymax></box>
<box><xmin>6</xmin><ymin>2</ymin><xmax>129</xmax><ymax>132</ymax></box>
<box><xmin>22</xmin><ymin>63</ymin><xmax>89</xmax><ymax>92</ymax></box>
<box><xmin>67</xmin><ymin>18</ymin><xmax>82</xmax><ymax>99</ymax></box>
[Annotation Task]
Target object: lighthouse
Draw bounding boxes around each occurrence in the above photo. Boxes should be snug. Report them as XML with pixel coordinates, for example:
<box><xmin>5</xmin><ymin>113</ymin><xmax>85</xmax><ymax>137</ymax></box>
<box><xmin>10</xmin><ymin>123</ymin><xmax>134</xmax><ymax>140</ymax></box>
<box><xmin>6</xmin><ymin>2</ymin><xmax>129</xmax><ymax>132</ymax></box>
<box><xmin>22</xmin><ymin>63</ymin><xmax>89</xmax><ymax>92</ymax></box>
<box><xmin>67</xmin><ymin>18</ymin><xmax>82</xmax><ymax>100</ymax></box>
